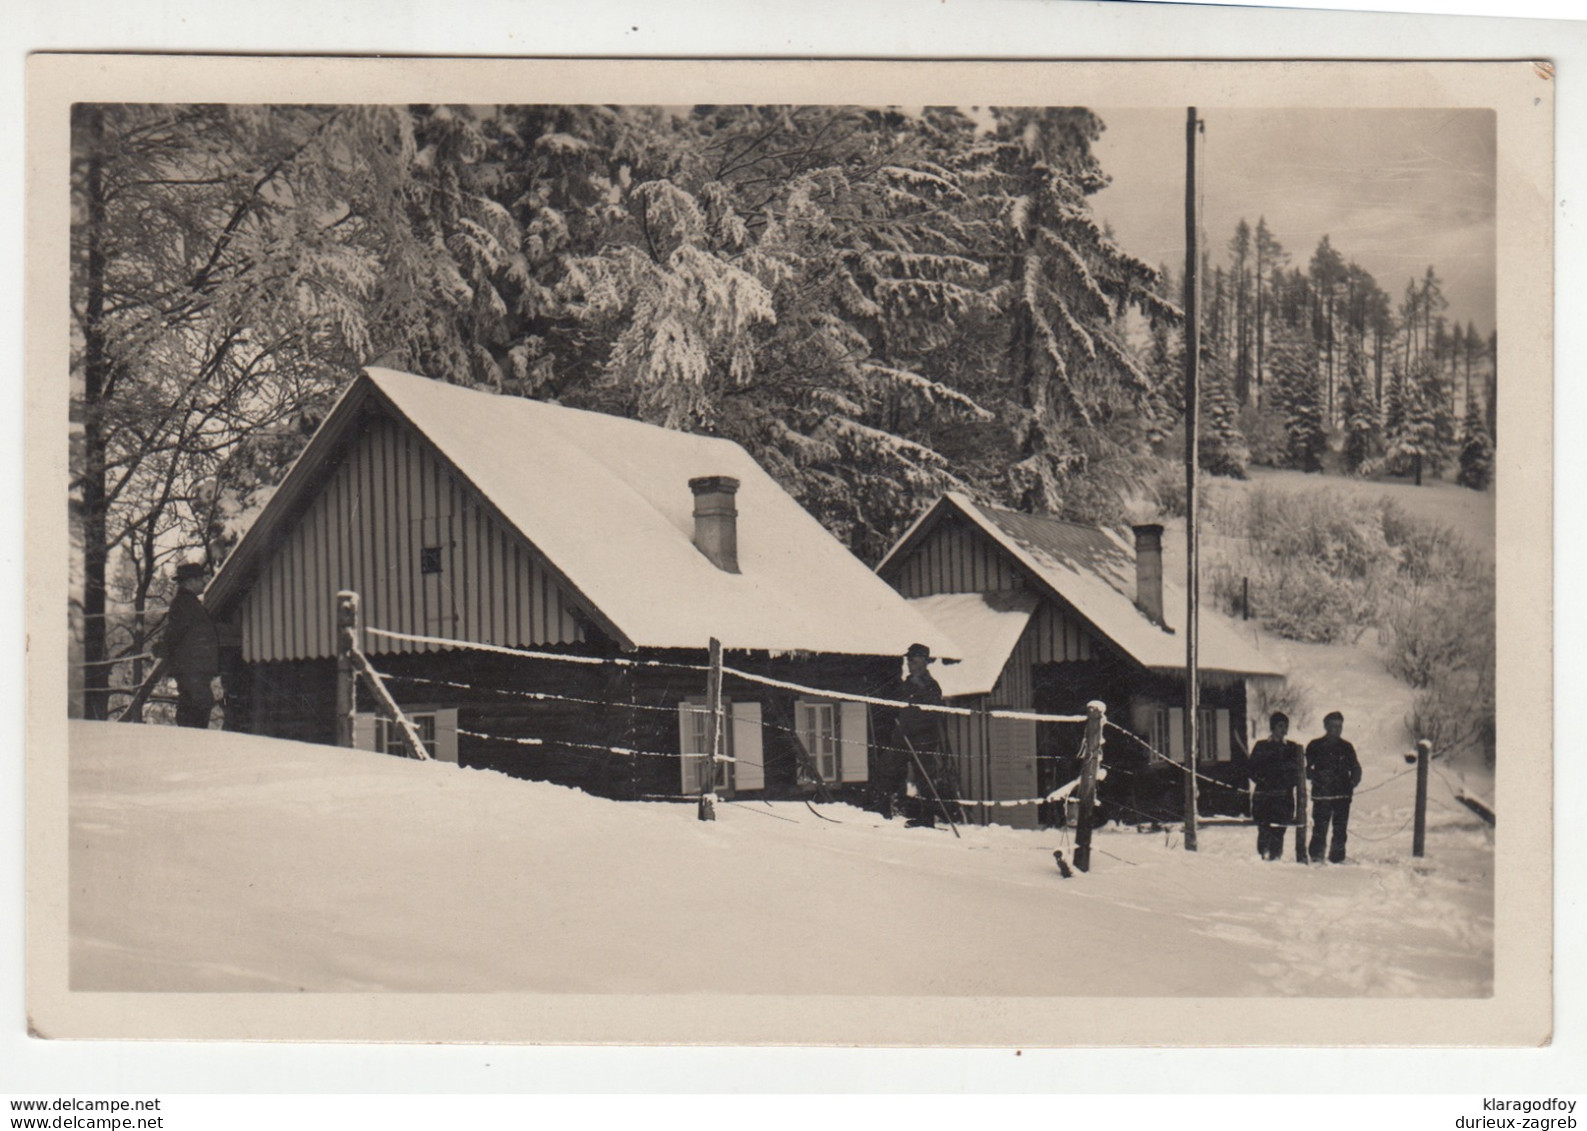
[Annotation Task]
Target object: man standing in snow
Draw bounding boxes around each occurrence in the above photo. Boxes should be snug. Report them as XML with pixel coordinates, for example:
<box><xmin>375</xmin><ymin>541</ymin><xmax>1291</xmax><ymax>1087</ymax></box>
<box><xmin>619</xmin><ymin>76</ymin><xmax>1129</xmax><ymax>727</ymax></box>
<box><xmin>887</xmin><ymin>643</ymin><xmax>950</xmax><ymax>828</ymax></box>
<box><xmin>158</xmin><ymin>561</ymin><xmax>220</xmax><ymax>729</ymax></box>
<box><xmin>1305</xmin><ymin>711</ymin><xmax>1362</xmax><ymax>864</ymax></box>
<box><xmin>1247</xmin><ymin>712</ymin><xmax>1304</xmax><ymax>861</ymax></box>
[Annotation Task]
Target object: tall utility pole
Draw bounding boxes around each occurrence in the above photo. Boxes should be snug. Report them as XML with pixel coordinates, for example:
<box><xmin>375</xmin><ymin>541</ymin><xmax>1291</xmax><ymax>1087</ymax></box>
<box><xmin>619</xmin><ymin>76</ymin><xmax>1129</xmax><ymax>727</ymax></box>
<box><xmin>1182</xmin><ymin>107</ymin><xmax>1202</xmax><ymax>852</ymax></box>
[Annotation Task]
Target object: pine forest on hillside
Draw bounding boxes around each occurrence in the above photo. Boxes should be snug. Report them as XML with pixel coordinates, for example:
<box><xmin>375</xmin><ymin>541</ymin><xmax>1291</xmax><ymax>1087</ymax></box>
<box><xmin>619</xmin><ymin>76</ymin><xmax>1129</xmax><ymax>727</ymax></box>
<box><xmin>69</xmin><ymin>103</ymin><xmax>1498</xmax><ymax>763</ymax></box>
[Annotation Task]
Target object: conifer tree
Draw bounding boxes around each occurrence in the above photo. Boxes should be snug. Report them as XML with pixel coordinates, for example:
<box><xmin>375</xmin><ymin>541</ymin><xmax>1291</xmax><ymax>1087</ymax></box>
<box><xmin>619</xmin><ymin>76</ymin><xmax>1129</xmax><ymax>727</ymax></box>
<box><xmin>1456</xmin><ymin>393</ymin><xmax>1494</xmax><ymax>491</ymax></box>
<box><xmin>1270</xmin><ymin>321</ymin><xmax>1326</xmax><ymax>472</ymax></box>
<box><xmin>1252</xmin><ymin>217</ymin><xmax>1286</xmax><ymax>405</ymax></box>
<box><xmin>1198</xmin><ymin>348</ymin><xmax>1249</xmax><ymax>478</ymax></box>
<box><xmin>1227</xmin><ymin>220</ymin><xmax>1253</xmax><ymax>406</ymax></box>
<box><xmin>1383</xmin><ymin>361</ymin><xmax>1406</xmax><ymax>441</ymax></box>
<box><xmin>1386</xmin><ymin>355</ymin><xmax>1443</xmax><ymax>486</ymax></box>
<box><xmin>973</xmin><ymin>106</ymin><xmax>1170</xmax><ymax>519</ymax></box>
<box><xmin>1338</xmin><ymin>336</ymin><xmax>1378</xmax><ymax>473</ymax></box>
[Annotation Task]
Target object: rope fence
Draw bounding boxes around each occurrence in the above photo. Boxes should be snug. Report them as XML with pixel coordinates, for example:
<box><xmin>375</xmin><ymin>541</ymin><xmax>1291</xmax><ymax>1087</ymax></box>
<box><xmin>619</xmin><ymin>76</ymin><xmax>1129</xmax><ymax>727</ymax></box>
<box><xmin>352</xmin><ymin>618</ymin><xmax>1456</xmax><ymax>846</ymax></box>
<box><xmin>73</xmin><ymin>652</ymin><xmax>156</xmax><ymax>669</ymax></box>
<box><xmin>720</xmin><ymin>662</ymin><xmax>1087</xmax><ymax>724</ymax></box>
<box><xmin>363</xmin><ymin>620</ymin><xmax>1285</xmax><ymax>813</ymax></box>
<box><xmin>366</xmin><ymin>626</ymin><xmax>708</xmax><ymax>672</ymax></box>
<box><xmin>365</xmin><ymin>621</ymin><xmax>1087</xmax><ymax>724</ymax></box>
<box><xmin>378</xmin><ymin>670</ymin><xmax>681</xmax><ymax>717</ymax></box>
<box><xmin>456</xmin><ymin>726</ymin><xmax>710</xmax><ymax>764</ymax></box>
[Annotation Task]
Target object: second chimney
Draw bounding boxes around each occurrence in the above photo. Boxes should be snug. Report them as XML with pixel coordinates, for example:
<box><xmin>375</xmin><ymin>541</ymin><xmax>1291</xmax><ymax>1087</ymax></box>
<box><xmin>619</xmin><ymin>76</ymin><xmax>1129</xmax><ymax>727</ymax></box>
<box><xmin>689</xmin><ymin>476</ymin><xmax>741</xmax><ymax>574</ymax></box>
<box><xmin>1131</xmin><ymin>523</ymin><xmax>1165</xmax><ymax>627</ymax></box>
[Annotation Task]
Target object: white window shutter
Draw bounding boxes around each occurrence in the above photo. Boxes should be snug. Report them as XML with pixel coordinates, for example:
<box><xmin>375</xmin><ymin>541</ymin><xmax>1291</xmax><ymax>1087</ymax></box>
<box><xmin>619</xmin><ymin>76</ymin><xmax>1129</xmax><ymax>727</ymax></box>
<box><xmin>1216</xmin><ymin>709</ymin><xmax>1232</xmax><ymax>763</ymax></box>
<box><xmin>1169</xmin><ymin>707</ymin><xmax>1185</xmax><ymax>760</ymax></box>
<box><xmin>730</xmin><ymin>702</ymin><xmax>765</xmax><ymax>792</ymax></box>
<box><xmin>839</xmin><ymin>701</ymin><xmax>869</xmax><ymax>783</ymax></box>
<box><xmin>678</xmin><ymin>703</ymin><xmax>702</xmax><ymax>794</ymax></box>
<box><xmin>434</xmin><ymin>708</ymin><xmax>459</xmax><ymax>764</ymax></box>
<box><xmin>353</xmin><ymin>712</ymin><xmax>377</xmax><ymax>752</ymax></box>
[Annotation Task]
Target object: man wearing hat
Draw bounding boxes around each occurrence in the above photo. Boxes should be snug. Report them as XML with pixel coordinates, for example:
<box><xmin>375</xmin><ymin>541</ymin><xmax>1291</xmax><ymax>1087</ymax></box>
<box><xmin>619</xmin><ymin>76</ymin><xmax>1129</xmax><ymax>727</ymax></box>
<box><xmin>1305</xmin><ymin>711</ymin><xmax>1362</xmax><ymax>864</ymax></box>
<box><xmin>884</xmin><ymin>643</ymin><xmax>950</xmax><ymax>828</ymax></box>
<box><xmin>158</xmin><ymin>561</ymin><xmax>220</xmax><ymax>729</ymax></box>
<box><xmin>1247</xmin><ymin>712</ymin><xmax>1305</xmax><ymax>862</ymax></box>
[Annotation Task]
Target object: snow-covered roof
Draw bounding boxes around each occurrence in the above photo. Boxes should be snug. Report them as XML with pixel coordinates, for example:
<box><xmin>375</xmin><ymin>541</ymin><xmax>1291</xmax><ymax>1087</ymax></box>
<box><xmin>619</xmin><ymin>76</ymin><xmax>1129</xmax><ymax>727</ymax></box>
<box><xmin>348</xmin><ymin>368</ymin><xmax>954</xmax><ymax>657</ymax></box>
<box><xmin>887</xmin><ymin>492</ymin><xmax>1282</xmax><ymax>678</ymax></box>
<box><xmin>906</xmin><ymin>592</ymin><xmax>1037</xmax><ymax>699</ymax></box>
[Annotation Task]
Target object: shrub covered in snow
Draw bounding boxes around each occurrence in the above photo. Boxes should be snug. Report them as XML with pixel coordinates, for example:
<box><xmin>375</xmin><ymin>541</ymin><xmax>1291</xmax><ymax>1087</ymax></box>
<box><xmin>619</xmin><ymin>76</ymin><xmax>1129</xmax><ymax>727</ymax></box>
<box><xmin>1201</xmin><ymin>481</ymin><xmax>1495</xmax><ymax>765</ymax></box>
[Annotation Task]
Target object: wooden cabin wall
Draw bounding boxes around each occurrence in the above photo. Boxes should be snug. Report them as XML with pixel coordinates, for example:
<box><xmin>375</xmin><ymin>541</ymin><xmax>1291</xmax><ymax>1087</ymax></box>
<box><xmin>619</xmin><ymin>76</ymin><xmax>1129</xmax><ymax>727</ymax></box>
<box><xmin>248</xmin><ymin>659</ymin><xmax>338</xmax><ymax>746</ymax></box>
<box><xmin>240</xmin><ymin>410</ymin><xmax>586</xmax><ymax>664</ymax></box>
<box><xmin>244</xmin><ymin>647</ymin><xmax>898</xmax><ymax>804</ymax></box>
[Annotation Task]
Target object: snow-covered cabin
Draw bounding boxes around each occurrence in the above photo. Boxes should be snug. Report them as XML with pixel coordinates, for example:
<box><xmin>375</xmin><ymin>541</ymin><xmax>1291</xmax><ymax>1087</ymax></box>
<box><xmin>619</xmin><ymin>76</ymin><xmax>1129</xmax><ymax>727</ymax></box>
<box><xmin>202</xmin><ymin>367</ymin><xmax>953</xmax><ymax>801</ymax></box>
<box><xmin>876</xmin><ymin>493</ymin><xmax>1284</xmax><ymax>827</ymax></box>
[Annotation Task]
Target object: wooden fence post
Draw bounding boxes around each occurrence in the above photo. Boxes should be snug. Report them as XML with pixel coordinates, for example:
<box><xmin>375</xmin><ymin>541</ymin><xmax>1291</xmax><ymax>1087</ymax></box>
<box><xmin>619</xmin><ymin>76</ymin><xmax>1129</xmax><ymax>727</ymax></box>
<box><xmin>699</xmin><ymin>637</ymin><xmax>722</xmax><ymax>821</ymax></box>
<box><xmin>1074</xmin><ymin>700</ymin><xmax>1106</xmax><ymax>873</ymax></box>
<box><xmin>1295</xmin><ymin>739</ymin><xmax>1311</xmax><ymax>864</ymax></box>
<box><xmin>1412</xmin><ymin>738</ymin><xmax>1432</xmax><ymax>857</ymax></box>
<box><xmin>336</xmin><ymin>590</ymin><xmax>360</xmax><ymax>748</ymax></box>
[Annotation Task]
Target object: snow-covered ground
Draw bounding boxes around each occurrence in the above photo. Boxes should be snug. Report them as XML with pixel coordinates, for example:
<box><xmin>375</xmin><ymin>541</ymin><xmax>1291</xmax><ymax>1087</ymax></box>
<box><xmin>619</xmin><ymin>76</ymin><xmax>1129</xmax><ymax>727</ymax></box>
<box><xmin>1222</xmin><ymin>467</ymin><xmax>1496</xmax><ymax>560</ymax></box>
<box><xmin>70</xmin><ymin>720</ymin><xmax>1492</xmax><ymax>998</ymax></box>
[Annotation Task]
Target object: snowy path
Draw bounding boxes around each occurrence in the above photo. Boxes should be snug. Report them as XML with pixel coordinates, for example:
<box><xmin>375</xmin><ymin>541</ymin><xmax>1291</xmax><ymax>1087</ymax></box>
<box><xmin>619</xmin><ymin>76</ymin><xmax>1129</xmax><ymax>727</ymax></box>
<box><xmin>69</xmin><ymin>722</ymin><xmax>1492</xmax><ymax>997</ymax></box>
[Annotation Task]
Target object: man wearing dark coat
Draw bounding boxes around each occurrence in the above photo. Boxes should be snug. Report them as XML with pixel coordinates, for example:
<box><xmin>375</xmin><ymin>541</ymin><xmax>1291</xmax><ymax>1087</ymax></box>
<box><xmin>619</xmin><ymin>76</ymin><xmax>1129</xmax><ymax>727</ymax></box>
<box><xmin>1305</xmin><ymin>710</ymin><xmax>1363</xmax><ymax>864</ymax></box>
<box><xmin>158</xmin><ymin>562</ymin><xmax>219</xmax><ymax>729</ymax></box>
<box><xmin>1247</xmin><ymin>712</ymin><xmax>1304</xmax><ymax>862</ymax></box>
<box><xmin>883</xmin><ymin>643</ymin><xmax>951</xmax><ymax>828</ymax></box>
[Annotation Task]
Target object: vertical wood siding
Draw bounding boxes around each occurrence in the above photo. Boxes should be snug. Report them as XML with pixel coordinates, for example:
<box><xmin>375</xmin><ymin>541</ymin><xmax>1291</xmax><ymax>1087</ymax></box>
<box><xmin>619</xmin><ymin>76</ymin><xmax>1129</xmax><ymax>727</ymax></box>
<box><xmin>241</xmin><ymin>412</ymin><xmax>586</xmax><ymax>662</ymax></box>
<box><xmin>892</xmin><ymin>519</ymin><xmax>1023</xmax><ymax>598</ymax></box>
<box><xmin>1025</xmin><ymin>602</ymin><xmax>1095</xmax><ymax>664</ymax></box>
<box><xmin>891</xmin><ymin>523</ymin><xmax>1100</xmax><ymax>663</ymax></box>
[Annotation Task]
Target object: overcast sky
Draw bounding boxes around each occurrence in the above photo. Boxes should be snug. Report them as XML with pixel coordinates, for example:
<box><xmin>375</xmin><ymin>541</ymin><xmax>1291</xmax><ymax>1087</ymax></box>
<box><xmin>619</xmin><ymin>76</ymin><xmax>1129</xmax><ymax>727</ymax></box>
<box><xmin>1090</xmin><ymin>108</ymin><xmax>1497</xmax><ymax>338</ymax></box>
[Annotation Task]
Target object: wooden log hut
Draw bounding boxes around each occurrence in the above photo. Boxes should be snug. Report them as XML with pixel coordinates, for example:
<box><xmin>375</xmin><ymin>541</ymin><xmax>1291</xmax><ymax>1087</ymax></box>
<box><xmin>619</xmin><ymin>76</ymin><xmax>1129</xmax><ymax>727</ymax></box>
<box><xmin>876</xmin><ymin>494</ymin><xmax>1286</xmax><ymax>827</ymax></box>
<box><xmin>199</xmin><ymin>368</ymin><xmax>953</xmax><ymax>802</ymax></box>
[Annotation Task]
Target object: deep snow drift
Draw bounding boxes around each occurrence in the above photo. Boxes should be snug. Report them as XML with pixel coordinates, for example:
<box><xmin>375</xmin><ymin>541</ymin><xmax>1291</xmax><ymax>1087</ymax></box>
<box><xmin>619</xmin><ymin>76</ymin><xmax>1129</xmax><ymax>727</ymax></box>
<box><xmin>70</xmin><ymin>720</ymin><xmax>1492</xmax><ymax>998</ymax></box>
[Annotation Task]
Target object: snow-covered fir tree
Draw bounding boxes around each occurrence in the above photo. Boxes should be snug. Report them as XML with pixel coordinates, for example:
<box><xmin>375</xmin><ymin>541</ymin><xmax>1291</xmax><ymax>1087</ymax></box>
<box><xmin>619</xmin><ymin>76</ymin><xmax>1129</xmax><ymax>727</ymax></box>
<box><xmin>1269</xmin><ymin>321</ymin><xmax>1326</xmax><ymax>472</ymax></box>
<box><xmin>969</xmin><ymin>107</ymin><xmax>1172</xmax><ymax>521</ymax></box>
<box><xmin>1338</xmin><ymin>336</ymin><xmax>1378</xmax><ymax>473</ymax></box>
<box><xmin>1456</xmin><ymin>394</ymin><xmax>1495</xmax><ymax>491</ymax></box>
<box><xmin>1197</xmin><ymin>349</ymin><xmax>1249</xmax><ymax>478</ymax></box>
<box><xmin>1382</xmin><ymin>361</ymin><xmax>1406</xmax><ymax>441</ymax></box>
<box><xmin>1385</xmin><ymin>355</ymin><xmax>1444</xmax><ymax>486</ymax></box>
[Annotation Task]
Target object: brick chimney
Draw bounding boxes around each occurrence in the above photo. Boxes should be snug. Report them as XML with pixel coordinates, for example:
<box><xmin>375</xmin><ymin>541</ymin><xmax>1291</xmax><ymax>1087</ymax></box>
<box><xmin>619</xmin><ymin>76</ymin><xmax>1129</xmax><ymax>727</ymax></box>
<box><xmin>689</xmin><ymin>476</ymin><xmax>741</xmax><ymax>573</ymax></box>
<box><xmin>1131</xmin><ymin>523</ymin><xmax>1166</xmax><ymax>627</ymax></box>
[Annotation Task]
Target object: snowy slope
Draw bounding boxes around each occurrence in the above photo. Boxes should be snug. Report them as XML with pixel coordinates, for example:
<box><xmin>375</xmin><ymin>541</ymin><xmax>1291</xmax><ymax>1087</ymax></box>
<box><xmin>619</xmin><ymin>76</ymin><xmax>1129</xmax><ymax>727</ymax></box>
<box><xmin>70</xmin><ymin>721</ymin><xmax>1492</xmax><ymax>998</ymax></box>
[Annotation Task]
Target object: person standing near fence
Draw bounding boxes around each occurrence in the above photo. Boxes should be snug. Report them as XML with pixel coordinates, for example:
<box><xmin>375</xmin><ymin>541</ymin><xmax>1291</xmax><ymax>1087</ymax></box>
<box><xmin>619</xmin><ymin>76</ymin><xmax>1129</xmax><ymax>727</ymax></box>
<box><xmin>1305</xmin><ymin>710</ymin><xmax>1362</xmax><ymax>864</ymax></box>
<box><xmin>1247</xmin><ymin>712</ymin><xmax>1304</xmax><ymax>862</ymax></box>
<box><xmin>157</xmin><ymin>561</ymin><xmax>219</xmax><ymax>729</ymax></box>
<box><xmin>887</xmin><ymin>643</ymin><xmax>949</xmax><ymax>828</ymax></box>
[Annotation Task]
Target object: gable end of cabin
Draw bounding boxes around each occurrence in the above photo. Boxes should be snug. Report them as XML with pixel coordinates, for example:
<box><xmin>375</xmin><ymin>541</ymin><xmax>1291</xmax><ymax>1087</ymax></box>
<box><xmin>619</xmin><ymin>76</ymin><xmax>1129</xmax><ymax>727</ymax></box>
<box><xmin>233</xmin><ymin>403</ymin><xmax>592</xmax><ymax>664</ymax></box>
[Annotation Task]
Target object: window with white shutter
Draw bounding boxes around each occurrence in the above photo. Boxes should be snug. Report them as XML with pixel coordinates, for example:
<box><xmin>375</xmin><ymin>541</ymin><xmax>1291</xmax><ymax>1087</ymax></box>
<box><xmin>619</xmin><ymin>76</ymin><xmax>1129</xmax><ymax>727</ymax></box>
<box><xmin>795</xmin><ymin>700</ymin><xmax>838</xmax><ymax>782</ymax></box>
<box><xmin>1150</xmin><ymin>706</ymin><xmax>1186</xmax><ymax>761</ymax></box>
<box><xmin>1145</xmin><ymin>702</ymin><xmax>1232</xmax><ymax>763</ymax></box>
<box><xmin>679</xmin><ymin>700</ymin><xmax>751</xmax><ymax>793</ymax></box>
<box><xmin>678</xmin><ymin>701</ymin><xmax>710</xmax><ymax>794</ymax></box>
<box><xmin>355</xmin><ymin>707</ymin><xmax>453</xmax><ymax>760</ymax></box>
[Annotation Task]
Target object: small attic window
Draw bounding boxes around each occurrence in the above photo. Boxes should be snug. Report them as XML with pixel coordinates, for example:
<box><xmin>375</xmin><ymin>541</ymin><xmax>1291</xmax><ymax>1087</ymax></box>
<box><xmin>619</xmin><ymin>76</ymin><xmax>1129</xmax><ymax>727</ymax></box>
<box><xmin>420</xmin><ymin>546</ymin><xmax>443</xmax><ymax>575</ymax></box>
